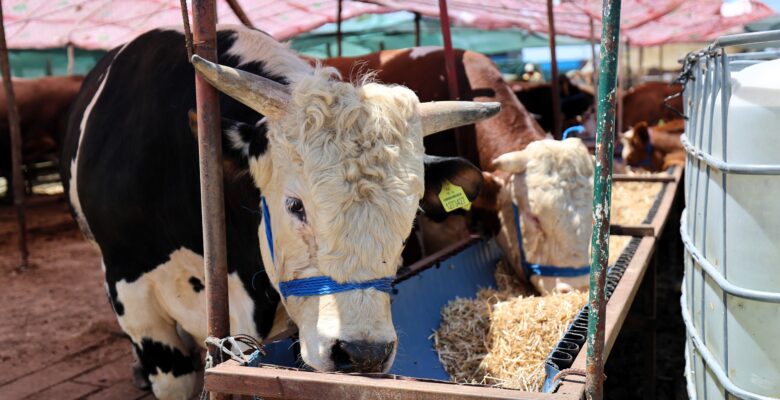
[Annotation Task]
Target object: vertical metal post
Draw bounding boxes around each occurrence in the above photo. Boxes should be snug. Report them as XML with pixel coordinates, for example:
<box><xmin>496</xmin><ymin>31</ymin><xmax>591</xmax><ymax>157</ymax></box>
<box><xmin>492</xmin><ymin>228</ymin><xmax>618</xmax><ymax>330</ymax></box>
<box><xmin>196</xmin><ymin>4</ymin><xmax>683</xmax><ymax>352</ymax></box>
<box><xmin>414</xmin><ymin>12</ymin><xmax>422</xmax><ymax>47</ymax></box>
<box><xmin>0</xmin><ymin>0</ymin><xmax>28</xmax><ymax>270</ymax></box>
<box><xmin>586</xmin><ymin>0</ymin><xmax>621</xmax><ymax>399</ymax></box>
<box><xmin>625</xmin><ymin>39</ymin><xmax>632</xmax><ymax>87</ymax></box>
<box><xmin>438</xmin><ymin>0</ymin><xmax>470</xmax><ymax>160</ymax></box>
<box><xmin>589</xmin><ymin>17</ymin><xmax>598</xmax><ymax>87</ymax></box>
<box><xmin>66</xmin><ymin>44</ymin><xmax>75</xmax><ymax>76</ymax></box>
<box><xmin>224</xmin><ymin>0</ymin><xmax>255</xmax><ymax>29</ymax></box>
<box><xmin>638</xmin><ymin>45</ymin><xmax>644</xmax><ymax>79</ymax></box>
<box><xmin>191</xmin><ymin>1</ymin><xmax>230</xmax><ymax>399</ymax></box>
<box><xmin>617</xmin><ymin>40</ymin><xmax>625</xmax><ymax>135</ymax></box>
<box><xmin>336</xmin><ymin>0</ymin><xmax>343</xmax><ymax>57</ymax></box>
<box><xmin>546</xmin><ymin>0</ymin><xmax>562</xmax><ymax>138</ymax></box>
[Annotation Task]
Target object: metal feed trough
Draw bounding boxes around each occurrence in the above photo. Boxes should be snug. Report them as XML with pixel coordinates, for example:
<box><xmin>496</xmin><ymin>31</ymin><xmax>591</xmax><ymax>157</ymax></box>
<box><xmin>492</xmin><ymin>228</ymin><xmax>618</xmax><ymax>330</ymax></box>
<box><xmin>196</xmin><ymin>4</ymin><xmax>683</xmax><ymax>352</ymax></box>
<box><xmin>200</xmin><ymin>168</ymin><xmax>683</xmax><ymax>400</ymax></box>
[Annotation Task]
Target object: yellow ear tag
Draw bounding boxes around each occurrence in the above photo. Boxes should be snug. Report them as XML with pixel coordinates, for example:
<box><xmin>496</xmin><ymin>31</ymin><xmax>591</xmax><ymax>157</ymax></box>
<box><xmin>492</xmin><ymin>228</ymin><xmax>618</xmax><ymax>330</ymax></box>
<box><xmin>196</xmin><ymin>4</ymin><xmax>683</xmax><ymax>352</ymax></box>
<box><xmin>438</xmin><ymin>180</ymin><xmax>472</xmax><ymax>212</ymax></box>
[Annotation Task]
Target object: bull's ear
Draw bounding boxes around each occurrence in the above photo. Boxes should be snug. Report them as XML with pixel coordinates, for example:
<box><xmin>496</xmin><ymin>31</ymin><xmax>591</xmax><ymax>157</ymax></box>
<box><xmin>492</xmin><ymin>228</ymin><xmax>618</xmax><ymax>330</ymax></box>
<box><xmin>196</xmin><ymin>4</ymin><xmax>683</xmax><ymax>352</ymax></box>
<box><xmin>421</xmin><ymin>155</ymin><xmax>483</xmax><ymax>222</ymax></box>
<box><xmin>492</xmin><ymin>150</ymin><xmax>528</xmax><ymax>174</ymax></box>
<box><xmin>187</xmin><ymin>110</ymin><xmax>269</xmax><ymax>169</ymax></box>
<box><xmin>633</xmin><ymin>122</ymin><xmax>650</xmax><ymax>143</ymax></box>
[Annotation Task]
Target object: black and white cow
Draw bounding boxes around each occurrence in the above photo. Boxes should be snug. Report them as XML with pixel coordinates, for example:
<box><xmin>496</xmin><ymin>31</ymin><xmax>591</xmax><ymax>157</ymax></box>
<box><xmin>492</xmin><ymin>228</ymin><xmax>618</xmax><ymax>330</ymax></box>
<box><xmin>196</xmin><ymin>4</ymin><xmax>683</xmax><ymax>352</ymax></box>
<box><xmin>62</xmin><ymin>25</ymin><xmax>498</xmax><ymax>400</ymax></box>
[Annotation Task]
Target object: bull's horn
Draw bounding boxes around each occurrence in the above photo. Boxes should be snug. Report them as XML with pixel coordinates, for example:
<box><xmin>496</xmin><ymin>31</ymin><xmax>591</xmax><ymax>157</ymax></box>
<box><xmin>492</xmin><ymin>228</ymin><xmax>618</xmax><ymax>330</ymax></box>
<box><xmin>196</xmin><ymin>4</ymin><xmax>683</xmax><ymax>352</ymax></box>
<box><xmin>191</xmin><ymin>55</ymin><xmax>290</xmax><ymax>119</ymax></box>
<box><xmin>419</xmin><ymin>101</ymin><xmax>501</xmax><ymax>137</ymax></box>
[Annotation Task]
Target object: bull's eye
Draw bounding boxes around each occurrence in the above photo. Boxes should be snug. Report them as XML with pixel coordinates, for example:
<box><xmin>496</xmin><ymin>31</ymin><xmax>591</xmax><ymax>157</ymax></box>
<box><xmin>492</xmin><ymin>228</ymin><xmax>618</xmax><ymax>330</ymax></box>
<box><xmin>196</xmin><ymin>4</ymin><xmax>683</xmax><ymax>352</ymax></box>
<box><xmin>285</xmin><ymin>197</ymin><xmax>306</xmax><ymax>222</ymax></box>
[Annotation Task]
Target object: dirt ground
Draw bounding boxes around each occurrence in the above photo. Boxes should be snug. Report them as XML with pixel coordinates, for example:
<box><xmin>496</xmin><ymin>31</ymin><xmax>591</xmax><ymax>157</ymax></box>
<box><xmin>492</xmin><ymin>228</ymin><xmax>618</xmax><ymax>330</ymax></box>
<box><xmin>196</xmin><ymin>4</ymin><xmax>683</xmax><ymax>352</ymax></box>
<box><xmin>0</xmin><ymin>195</ymin><xmax>150</xmax><ymax>400</ymax></box>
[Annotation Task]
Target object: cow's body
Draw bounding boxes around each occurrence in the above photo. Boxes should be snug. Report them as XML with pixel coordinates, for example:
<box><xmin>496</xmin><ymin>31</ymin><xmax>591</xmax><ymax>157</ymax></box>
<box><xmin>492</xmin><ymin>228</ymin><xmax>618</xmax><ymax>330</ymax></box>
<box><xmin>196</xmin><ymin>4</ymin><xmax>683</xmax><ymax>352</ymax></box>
<box><xmin>62</xmin><ymin>28</ymin><xmax>286</xmax><ymax>398</ymax></box>
<box><xmin>64</xmin><ymin>28</ymin><xmax>492</xmax><ymax>400</ymax></box>
<box><xmin>621</xmin><ymin>82</ymin><xmax>683</xmax><ymax>129</ymax></box>
<box><xmin>511</xmin><ymin>76</ymin><xmax>594</xmax><ymax>134</ymax></box>
<box><xmin>0</xmin><ymin>75</ymin><xmax>83</xmax><ymax>191</ymax></box>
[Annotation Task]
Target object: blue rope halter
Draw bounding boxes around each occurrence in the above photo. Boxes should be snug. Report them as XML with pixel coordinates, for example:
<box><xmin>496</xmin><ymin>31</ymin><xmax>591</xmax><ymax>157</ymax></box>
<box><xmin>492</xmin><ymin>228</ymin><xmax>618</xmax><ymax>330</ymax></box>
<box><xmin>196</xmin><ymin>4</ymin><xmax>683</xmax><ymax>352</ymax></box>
<box><xmin>562</xmin><ymin>125</ymin><xmax>585</xmax><ymax>140</ymax></box>
<box><xmin>260</xmin><ymin>196</ymin><xmax>394</xmax><ymax>299</ymax></box>
<box><xmin>511</xmin><ymin>202</ymin><xmax>590</xmax><ymax>278</ymax></box>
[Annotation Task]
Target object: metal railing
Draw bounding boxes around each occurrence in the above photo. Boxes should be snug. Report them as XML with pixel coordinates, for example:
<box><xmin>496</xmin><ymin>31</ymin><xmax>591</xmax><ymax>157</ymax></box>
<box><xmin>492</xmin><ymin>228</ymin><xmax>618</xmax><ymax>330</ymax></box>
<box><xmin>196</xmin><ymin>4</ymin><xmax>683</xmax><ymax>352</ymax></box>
<box><xmin>681</xmin><ymin>29</ymin><xmax>780</xmax><ymax>400</ymax></box>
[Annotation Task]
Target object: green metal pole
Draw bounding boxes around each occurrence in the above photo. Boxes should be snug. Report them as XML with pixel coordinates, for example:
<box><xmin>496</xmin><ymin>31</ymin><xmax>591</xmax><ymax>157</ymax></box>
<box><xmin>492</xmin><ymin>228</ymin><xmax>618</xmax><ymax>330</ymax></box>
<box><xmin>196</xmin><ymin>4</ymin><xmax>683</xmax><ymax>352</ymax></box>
<box><xmin>586</xmin><ymin>0</ymin><xmax>622</xmax><ymax>399</ymax></box>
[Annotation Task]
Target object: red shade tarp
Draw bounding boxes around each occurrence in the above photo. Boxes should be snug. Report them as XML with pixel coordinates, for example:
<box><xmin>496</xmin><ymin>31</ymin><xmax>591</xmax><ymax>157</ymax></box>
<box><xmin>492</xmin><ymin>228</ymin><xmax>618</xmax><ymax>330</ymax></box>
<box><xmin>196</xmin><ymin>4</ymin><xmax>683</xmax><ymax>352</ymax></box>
<box><xmin>1</xmin><ymin>0</ymin><xmax>774</xmax><ymax>50</ymax></box>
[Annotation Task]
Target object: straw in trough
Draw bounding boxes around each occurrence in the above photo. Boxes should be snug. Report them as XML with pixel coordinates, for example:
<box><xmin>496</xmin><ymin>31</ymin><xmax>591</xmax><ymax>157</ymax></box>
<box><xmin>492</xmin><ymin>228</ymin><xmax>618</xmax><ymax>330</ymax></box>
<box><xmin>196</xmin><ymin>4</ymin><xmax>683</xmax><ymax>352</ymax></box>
<box><xmin>432</xmin><ymin>262</ymin><xmax>586</xmax><ymax>391</ymax></box>
<box><xmin>433</xmin><ymin>180</ymin><xmax>657</xmax><ymax>390</ymax></box>
<box><xmin>611</xmin><ymin>181</ymin><xmax>663</xmax><ymax>225</ymax></box>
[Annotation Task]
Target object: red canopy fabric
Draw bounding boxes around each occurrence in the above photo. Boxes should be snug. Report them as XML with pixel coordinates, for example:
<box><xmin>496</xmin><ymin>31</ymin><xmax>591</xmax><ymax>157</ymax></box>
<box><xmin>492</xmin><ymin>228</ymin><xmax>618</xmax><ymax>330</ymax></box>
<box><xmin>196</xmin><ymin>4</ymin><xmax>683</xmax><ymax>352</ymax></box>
<box><xmin>2</xmin><ymin>0</ymin><xmax>388</xmax><ymax>50</ymax></box>
<box><xmin>369</xmin><ymin>0</ymin><xmax>775</xmax><ymax>45</ymax></box>
<box><xmin>1</xmin><ymin>0</ymin><xmax>774</xmax><ymax>50</ymax></box>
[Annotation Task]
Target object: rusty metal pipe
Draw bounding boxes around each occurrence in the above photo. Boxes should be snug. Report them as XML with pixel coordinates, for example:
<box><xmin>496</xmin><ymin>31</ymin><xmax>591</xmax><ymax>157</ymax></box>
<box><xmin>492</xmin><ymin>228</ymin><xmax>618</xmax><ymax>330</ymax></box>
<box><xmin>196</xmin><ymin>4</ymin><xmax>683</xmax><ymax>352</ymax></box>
<box><xmin>0</xmin><ymin>0</ymin><xmax>29</xmax><ymax>270</ymax></box>
<box><xmin>414</xmin><ymin>12</ymin><xmax>421</xmax><ymax>47</ymax></box>
<box><xmin>546</xmin><ymin>0</ymin><xmax>562</xmax><ymax>138</ymax></box>
<box><xmin>225</xmin><ymin>0</ymin><xmax>254</xmax><ymax>29</ymax></box>
<box><xmin>437</xmin><ymin>0</ymin><xmax>478</xmax><ymax>164</ymax></box>
<box><xmin>586</xmin><ymin>0</ymin><xmax>622</xmax><ymax>398</ymax></box>
<box><xmin>192</xmin><ymin>1</ymin><xmax>230</xmax><ymax>399</ymax></box>
<box><xmin>336</xmin><ymin>0</ymin><xmax>343</xmax><ymax>57</ymax></box>
<box><xmin>590</xmin><ymin>17</ymin><xmax>598</xmax><ymax>87</ymax></box>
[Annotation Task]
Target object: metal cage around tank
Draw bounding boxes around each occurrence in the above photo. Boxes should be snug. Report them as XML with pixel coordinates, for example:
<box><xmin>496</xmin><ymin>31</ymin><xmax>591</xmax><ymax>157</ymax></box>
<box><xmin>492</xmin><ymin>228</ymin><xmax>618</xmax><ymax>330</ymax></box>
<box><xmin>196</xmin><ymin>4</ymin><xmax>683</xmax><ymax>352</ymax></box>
<box><xmin>680</xmin><ymin>30</ymin><xmax>780</xmax><ymax>400</ymax></box>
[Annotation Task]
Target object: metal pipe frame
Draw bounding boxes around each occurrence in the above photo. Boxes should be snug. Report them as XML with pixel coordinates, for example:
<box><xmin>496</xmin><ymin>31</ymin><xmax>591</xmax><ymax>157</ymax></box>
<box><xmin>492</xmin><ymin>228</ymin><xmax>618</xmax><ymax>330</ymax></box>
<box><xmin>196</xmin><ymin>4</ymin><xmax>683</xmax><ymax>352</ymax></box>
<box><xmin>336</xmin><ymin>0</ymin><xmax>343</xmax><ymax>57</ymax></box>
<box><xmin>680</xmin><ymin>211</ymin><xmax>780</xmax><ymax>302</ymax></box>
<box><xmin>714</xmin><ymin>29</ymin><xmax>780</xmax><ymax>49</ymax></box>
<box><xmin>191</xmin><ymin>1</ymin><xmax>231</xmax><ymax>399</ymax></box>
<box><xmin>586</xmin><ymin>0</ymin><xmax>622</xmax><ymax>398</ymax></box>
<box><xmin>680</xmin><ymin>288</ymin><xmax>776</xmax><ymax>400</ymax></box>
<box><xmin>546</xmin><ymin>0</ymin><xmax>561</xmax><ymax>138</ymax></box>
<box><xmin>0</xmin><ymin>0</ymin><xmax>29</xmax><ymax>270</ymax></box>
<box><xmin>681</xmin><ymin>28</ymin><xmax>780</xmax><ymax>400</ymax></box>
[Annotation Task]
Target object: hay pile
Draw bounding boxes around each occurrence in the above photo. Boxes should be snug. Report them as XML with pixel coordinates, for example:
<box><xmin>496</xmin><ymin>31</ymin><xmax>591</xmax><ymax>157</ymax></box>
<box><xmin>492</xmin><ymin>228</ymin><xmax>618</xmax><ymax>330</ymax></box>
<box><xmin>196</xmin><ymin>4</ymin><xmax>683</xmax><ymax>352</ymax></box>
<box><xmin>432</xmin><ymin>263</ymin><xmax>587</xmax><ymax>391</ymax></box>
<box><xmin>611</xmin><ymin>181</ymin><xmax>663</xmax><ymax>225</ymax></box>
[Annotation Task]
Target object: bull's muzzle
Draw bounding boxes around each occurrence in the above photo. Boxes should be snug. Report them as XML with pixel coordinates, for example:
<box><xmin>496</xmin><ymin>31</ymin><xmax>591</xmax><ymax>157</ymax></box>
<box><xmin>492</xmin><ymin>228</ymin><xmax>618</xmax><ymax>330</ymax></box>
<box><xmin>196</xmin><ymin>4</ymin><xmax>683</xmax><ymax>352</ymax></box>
<box><xmin>331</xmin><ymin>340</ymin><xmax>395</xmax><ymax>373</ymax></box>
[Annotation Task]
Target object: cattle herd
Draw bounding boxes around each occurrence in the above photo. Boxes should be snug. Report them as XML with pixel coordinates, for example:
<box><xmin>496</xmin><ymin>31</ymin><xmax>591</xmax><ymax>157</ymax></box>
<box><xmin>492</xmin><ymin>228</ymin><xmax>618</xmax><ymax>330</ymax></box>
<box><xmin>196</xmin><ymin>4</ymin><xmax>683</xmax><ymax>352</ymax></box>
<box><xmin>0</xmin><ymin>25</ymin><xmax>685</xmax><ymax>400</ymax></box>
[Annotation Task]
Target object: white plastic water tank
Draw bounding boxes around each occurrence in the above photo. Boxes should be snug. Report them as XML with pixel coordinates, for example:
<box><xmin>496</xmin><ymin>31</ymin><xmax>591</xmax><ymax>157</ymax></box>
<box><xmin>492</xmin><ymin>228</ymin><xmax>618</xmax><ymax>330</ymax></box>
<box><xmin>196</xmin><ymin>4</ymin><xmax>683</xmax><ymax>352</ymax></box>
<box><xmin>683</xmin><ymin>56</ymin><xmax>780</xmax><ymax>399</ymax></box>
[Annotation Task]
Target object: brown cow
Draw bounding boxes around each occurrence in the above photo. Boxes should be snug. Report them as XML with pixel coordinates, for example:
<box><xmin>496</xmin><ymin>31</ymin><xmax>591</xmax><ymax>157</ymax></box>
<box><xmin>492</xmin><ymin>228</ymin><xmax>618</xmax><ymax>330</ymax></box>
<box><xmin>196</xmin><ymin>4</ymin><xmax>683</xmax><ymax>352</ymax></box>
<box><xmin>621</xmin><ymin>82</ymin><xmax>683</xmax><ymax>129</ymax></box>
<box><xmin>0</xmin><ymin>75</ymin><xmax>85</xmax><ymax>197</ymax></box>
<box><xmin>324</xmin><ymin>47</ymin><xmax>545</xmax><ymax>170</ymax></box>
<box><xmin>621</xmin><ymin>119</ymin><xmax>686</xmax><ymax>171</ymax></box>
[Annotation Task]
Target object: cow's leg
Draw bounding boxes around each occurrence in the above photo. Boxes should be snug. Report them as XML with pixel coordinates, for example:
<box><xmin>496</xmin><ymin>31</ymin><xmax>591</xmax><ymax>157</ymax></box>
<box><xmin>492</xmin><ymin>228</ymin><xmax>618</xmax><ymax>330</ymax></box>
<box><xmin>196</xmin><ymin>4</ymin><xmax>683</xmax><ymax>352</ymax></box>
<box><xmin>131</xmin><ymin>344</ymin><xmax>151</xmax><ymax>390</ymax></box>
<box><xmin>112</xmin><ymin>277</ymin><xmax>198</xmax><ymax>400</ymax></box>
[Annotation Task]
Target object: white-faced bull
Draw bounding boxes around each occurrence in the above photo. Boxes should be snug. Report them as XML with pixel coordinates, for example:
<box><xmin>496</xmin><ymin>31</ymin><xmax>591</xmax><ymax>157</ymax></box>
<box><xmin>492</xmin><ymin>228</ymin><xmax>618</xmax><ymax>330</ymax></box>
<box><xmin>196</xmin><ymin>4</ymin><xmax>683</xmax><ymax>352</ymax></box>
<box><xmin>61</xmin><ymin>26</ymin><xmax>498</xmax><ymax>400</ymax></box>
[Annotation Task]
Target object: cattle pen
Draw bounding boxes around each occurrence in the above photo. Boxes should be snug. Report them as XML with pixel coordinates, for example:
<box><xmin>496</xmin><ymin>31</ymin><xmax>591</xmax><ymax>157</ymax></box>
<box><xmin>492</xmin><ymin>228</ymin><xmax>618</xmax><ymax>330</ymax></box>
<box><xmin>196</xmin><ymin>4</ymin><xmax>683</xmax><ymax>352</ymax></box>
<box><xmin>174</xmin><ymin>0</ymin><xmax>682</xmax><ymax>399</ymax></box>
<box><xmin>0</xmin><ymin>0</ymin><xmax>719</xmax><ymax>399</ymax></box>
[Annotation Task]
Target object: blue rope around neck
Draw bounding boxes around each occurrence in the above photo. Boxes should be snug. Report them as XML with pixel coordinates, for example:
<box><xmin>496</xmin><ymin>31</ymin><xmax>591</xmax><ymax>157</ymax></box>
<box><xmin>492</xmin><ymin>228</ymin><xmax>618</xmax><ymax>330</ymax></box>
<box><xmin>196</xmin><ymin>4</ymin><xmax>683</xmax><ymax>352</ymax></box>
<box><xmin>260</xmin><ymin>196</ymin><xmax>395</xmax><ymax>298</ymax></box>
<box><xmin>279</xmin><ymin>276</ymin><xmax>394</xmax><ymax>299</ymax></box>
<box><xmin>511</xmin><ymin>202</ymin><xmax>590</xmax><ymax>278</ymax></box>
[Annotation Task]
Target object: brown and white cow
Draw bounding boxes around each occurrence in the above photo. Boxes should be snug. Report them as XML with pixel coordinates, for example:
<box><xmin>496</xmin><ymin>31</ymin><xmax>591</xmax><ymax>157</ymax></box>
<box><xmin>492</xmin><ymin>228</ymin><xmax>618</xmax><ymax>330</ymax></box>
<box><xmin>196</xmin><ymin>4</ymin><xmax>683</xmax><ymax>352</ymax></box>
<box><xmin>62</xmin><ymin>27</ymin><xmax>497</xmax><ymax>399</ymax></box>
<box><xmin>621</xmin><ymin>119</ymin><xmax>685</xmax><ymax>171</ymax></box>
<box><xmin>325</xmin><ymin>48</ymin><xmax>595</xmax><ymax>294</ymax></box>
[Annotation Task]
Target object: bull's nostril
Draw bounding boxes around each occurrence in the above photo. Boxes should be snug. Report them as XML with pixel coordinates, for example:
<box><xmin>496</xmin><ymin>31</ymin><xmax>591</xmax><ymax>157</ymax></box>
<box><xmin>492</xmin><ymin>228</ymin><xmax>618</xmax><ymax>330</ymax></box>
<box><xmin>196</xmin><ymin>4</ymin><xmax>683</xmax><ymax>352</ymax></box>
<box><xmin>331</xmin><ymin>340</ymin><xmax>395</xmax><ymax>373</ymax></box>
<box><xmin>331</xmin><ymin>340</ymin><xmax>352</xmax><ymax>371</ymax></box>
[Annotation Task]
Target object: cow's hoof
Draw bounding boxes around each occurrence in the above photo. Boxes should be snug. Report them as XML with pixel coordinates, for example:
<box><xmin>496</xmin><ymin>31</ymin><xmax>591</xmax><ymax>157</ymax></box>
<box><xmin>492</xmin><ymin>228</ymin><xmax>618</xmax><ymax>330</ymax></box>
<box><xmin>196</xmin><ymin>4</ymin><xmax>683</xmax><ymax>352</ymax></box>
<box><xmin>132</xmin><ymin>364</ymin><xmax>151</xmax><ymax>391</ymax></box>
